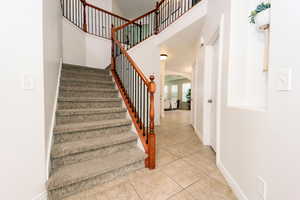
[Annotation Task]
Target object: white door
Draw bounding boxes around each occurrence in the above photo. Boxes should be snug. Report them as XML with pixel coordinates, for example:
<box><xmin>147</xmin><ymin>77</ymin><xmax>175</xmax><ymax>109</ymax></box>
<box><xmin>210</xmin><ymin>36</ymin><xmax>220</xmax><ymax>151</ymax></box>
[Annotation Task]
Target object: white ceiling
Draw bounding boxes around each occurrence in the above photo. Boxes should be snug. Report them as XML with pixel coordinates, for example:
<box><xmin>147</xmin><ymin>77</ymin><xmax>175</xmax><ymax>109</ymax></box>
<box><xmin>160</xmin><ymin>18</ymin><xmax>204</xmax><ymax>78</ymax></box>
<box><xmin>113</xmin><ymin>0</ymin><xmax>157</xmax><ymax>19</ymax></box>
<box><xmin>165</xmin><ymin>74</ymin><xmax>188</xmax><ymax>82</ymax></box>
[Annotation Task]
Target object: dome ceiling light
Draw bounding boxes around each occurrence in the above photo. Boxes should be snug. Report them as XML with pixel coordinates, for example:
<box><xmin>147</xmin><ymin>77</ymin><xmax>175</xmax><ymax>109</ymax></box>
<box><xmin>160</xmin><ymin>54</ymin><xmax>168</xmax><ymax>60</ymax></box>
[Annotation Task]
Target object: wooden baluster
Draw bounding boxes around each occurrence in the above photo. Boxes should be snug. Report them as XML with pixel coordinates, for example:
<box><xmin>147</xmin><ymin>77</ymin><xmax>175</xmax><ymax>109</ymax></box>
<box><xmin>82</xmin><ymin>0</ymin><xmax>87</xmax><ymax>32</ymax></box>
<box><xmin>148</xmin><ymin>75</ymin><xmax>156</xmax><ymax>169</ymax></box>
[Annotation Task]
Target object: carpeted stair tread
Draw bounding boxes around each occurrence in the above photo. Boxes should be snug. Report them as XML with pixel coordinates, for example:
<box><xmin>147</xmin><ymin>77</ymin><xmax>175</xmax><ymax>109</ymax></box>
<box><xmin>62</xmin><ymin>64</ymin><xmax>108</xmax><ymax>73</ymax></box>
<box><xmin>51</xmin><ymin>131</ymin><xmax>137</xmax><ymax>158</ymax></box>
<box><xmin>58</xmin><ymin>97</ymin><xmax>121</xmax><ymax>102</ymax></box>
<box><xmin>61</xmin><ymin>70</ymin><xmax>112</xmax><ymax>78</ymax></box>
<box><xmin>61</xmin><ymin>69</ymin><xmax>109</xmax><ymax>77</ymax></box>
<box><xmin>61</xmin><ymin>77</ymin><xmax>113</xmax><ymax>85</ymax></box>
<box><xmin>56</xmin><ymin>107</ymin><xmax>126</xmax><ymax>116</ymax></box>
<box><xmin>54</xmin><ymin>119</ymin><xmax>132</xmax><ymax>134</ymax></box>
<box><xmin>47</xmin><ymin>148</ymin><xmax>146</xmax><ymax>190</ymax></box>
<box><xmin>60</xmin><ymin>86</ymin><xmax>117</xmax><ymax>93</ymax></box>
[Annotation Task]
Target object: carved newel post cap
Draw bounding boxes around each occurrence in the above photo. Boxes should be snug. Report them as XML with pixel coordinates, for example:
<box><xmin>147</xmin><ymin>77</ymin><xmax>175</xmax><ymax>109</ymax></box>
<box><xmin>150</xmin><ymin>75</ymin><xmax>155</xmax><ymax>81</ymax></box>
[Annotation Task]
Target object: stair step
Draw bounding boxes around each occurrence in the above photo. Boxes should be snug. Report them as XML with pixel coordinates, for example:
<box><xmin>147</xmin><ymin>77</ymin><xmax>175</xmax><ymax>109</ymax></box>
<box><xmin>54</xmin><ymin>119</ymin><xmax>132</xmax><ymax>144</ymax></box>
<box><xmin>57</xmin><ymin>97</ymin><xmax>122</xmax><ymax>109</ymax></box>
<box><xmin>60</xmin><ymin>77</ymin><xmax>114</xmax><ymax>89</ymax></box>
<box><xmin>56</xmin><ymin>107</ymin><xmax>126</xmax><ymax>125</ymax></box>
<box><xmin>59</xmin><ymin>86</ymin><xmax>118</xmax><ymax>98</ymax></box>
<box><xmin>54</xmin><ymin>119</ymin><xmax>131</xmax><ymax>135</ymax></box>
<box><xmin>62</xmin><ymin>64</ymin><xmax>109</xmax><ymax>74</ymax></box>
<box><xmin>61</xmin><ymin>70</ymin><xmax>112</xmax><ymax>81</ymax></box>
<box><xmin>51</xmin><ymin>132</ymin><xmax>137</xmax><ymax>169</ymax></box>
<box><xmin>48</xmin><ymin>148</ymin><xmax>146</xmax><ymax>200</ymax></box>
<box><xmin>59</xmin><ymin>86</ymin><xmax>117</xmax><ymax>93</ymax></box>
<box><xmin>61</xmin><ymin>77</ymin><xmax>113</xmax><ymax>85</ymax></box>
<box><xmin>61</xmin><ymin>81</ymin><xmax>115</xmax><ymax>89</ymax></box>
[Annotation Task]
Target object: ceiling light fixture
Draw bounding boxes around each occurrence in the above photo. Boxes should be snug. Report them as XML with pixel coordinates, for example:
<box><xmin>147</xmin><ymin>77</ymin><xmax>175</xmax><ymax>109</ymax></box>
<box><xmin>160</xmin><ymin>54</ymin><xmax>168</xmax><ymax>60</ymax></box>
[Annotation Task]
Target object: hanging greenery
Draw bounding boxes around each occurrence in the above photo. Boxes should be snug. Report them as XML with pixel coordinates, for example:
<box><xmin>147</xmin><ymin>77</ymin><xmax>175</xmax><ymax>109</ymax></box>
<box><xmin>249</xmin><ymin>2</ymin><xmax>271</xmax><ymax>24</ymax></box>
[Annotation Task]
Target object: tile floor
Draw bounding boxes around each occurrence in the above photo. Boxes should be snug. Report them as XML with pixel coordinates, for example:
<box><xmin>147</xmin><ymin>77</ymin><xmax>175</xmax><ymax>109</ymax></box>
<box><xmin>65</xmin><ymin>110</ymin><xmax>237</xmax><ymax>200</ymax></box>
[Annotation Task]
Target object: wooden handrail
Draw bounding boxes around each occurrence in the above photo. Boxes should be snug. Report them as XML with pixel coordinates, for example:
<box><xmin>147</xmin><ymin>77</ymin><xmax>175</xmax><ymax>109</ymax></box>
<box><xmin>78</xmin><ymin>0</ymin><xmax>131</xmax><ymax>22</ymax></box>
<box><xmin>114</xmin><ymin>8</ymin><xmax>157</xmax><ymax>31</ymax></box>
<box><xmin>112</xmin><ymin>32</ymin><xmax>150</xmax><ymax>86</ymax></box>
<box><xmin>111</xmin><ymin>24</ymin><xmax>156</xmax><ymax>169</ymax></box>
<box><xmin>157</xmin><ymin>0</ymin><xmax>167</xmax><ymax>7</ymax></box>
<box><xmin>84</xmin><ymin>2</ymin><xmax>132</xmax><ymax>22</ymax></box>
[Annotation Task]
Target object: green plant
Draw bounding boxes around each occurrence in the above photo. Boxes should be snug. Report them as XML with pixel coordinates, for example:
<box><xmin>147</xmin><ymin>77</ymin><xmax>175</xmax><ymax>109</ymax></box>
<box><xmin>186</xmin><ymin>89</ymin><xmax>191</xmax><ymax>103</ymax></box>
<box><xmin>249</xmin><ymin>2</ymin><xmax>271</xmax><ymax>24</ymax></box>
<box><xmin>185</xmin><ymin>89</ymin><xmax>192</xmax><ymax>110</ymax></box>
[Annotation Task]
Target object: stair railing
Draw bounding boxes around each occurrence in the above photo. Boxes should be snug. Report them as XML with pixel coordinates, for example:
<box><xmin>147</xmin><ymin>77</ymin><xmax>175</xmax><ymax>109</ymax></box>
<box><xmin>157</xmin><ymin>0</ymin><xmax>202</xmax><ymax>33</ymax></box>
<box><xmin>61</xmin><ymin>0</ymin><xmax>132</xmax><ymax>39</ymax></box>
<box><xmin>61</xmin><ymin>0</ymin><xmax>203</xmax><ymax>169</ymax></box>
<box><xmin>111</xmin><ymin>25</ymin><xmax>156</xmax><ymax>169</ymax></box>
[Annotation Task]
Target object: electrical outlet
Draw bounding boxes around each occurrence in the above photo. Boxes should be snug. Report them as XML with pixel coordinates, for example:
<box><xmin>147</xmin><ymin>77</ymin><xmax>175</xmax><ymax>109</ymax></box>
<box><xmin>257</xmin><ymin>176</ymin><xmax>267</xmax><ymax>200</ymax></box>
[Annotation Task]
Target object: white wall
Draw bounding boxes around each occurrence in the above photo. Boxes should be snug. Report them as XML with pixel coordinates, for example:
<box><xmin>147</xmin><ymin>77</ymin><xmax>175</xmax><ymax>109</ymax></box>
<box><xmin>89</xmin><ymin>0</ymin><xmax>112</xmax><ymax>11</ymax></box>
<box><xmin>43</xmin><ymin>0</ymin><xmax>63</xmax><ymax>167</ymax></box>
<box><xmin>62</xmin><ymin>0</ymin><xmax>114</xmax><ymax>69</ymax></box>
<box><xmin>0</xmin><ymin>1</ymin><xmax>47</xmax><ymax>200</ymax></box>
<box><xmin>160</xmin><ymin>61</ymin><xmax>166</xmax><ymax>118</ymax></box>
<box><xmin>192</xmin><ymin>40</ymin><xmax>206</xmax><ymax>141</ymax></box>
<box><xmin>199</xmin><ymin>0</ymin><xmax>267</xmax><ymax>199</ymax></box>
<box><xmin>263</xmin><ymin>1</ymin><xmax>300</xmax><ymax>199</ymax></box>
<box><xmin>112</xmin><ymin>0</ymin><xmax>125</xmax><ymax>17</ymax></box>
<box><xmin>196</xmin><ymin>0</ymin><xmax>300</xmax><ymax>200</ymax></box>
<box><xmin>128</xmin><ymin>36</ymin><xmax>161</xmax><ymax>125</ymax></box>
<box><xmin>63</xmin><ymin>19</ymin><xmax>111</xmax><ymax>69</ymax></box>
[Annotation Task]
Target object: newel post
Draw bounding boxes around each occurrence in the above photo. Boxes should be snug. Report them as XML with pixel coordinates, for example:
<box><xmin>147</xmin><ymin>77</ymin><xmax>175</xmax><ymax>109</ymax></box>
<box><xmin>82</xmin><ymin>0</ymin><xmax>87</xmax><ymax>32</ymax></box>
<box><xmin>148</xmin><ymin>75</ymin><xmax>156</xmax><ymax>169</ymax></box>
<box><xmin>155</xmin><ymin>2</ymin><xmax>159</xmax><ymax>35</ymax></box>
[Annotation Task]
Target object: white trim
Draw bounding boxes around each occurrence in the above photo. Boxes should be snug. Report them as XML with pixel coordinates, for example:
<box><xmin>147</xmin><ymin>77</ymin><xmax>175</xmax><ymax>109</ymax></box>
<box><xmin>46</xmin><ymin>58</ymin><xmax>63</xmax><ymax>178</ymax></box>
<box><xmin>215</xmin><ymin>14</ymin><xmax>225</xmax><ymax>165</ymax></box>
<box><xmin>218</xmin><ymin>161</ymin><xmax>249</xmax><ymax>200</ymax></box>
<box><xmin>32</xmin><ymin>191</ymin><xmax>47</xmax><ymax>200</ymax></box>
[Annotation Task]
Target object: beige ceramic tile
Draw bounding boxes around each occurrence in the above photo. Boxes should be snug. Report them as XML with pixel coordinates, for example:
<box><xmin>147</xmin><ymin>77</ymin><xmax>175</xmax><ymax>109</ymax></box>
<box><xmin>183</xmin><ymin>152</ymin><xmax>218</xmax><ymax>175</ymax></box>
<box><xmin>103</xmin><ymin>182</ymin><xmax>141</xmax><ymax>200</ymax></box>
<box><xmin>186</xmin><ymin>175</ymin><xmax>236</xmax><ymax>200</ymax></box>
<box><xmin>130</xmin><ymin>170</ymin><xmax>183</xmax><ymax>200</ymax></box>
<box><xmin>209</xmin><ymin>170</ymin><xmax>228</xmax><ymax>186</ymax></box>
<box><xmin>161</xmin><ymin>159</ymin><xmax>209</xmax><ymax>188</ymax></box>
<box><xmin>167</xmin><ymin>190</ymin><xmax>196</xmax><ymax>200</ymax></box>
<box><xmin>163</xmin><ymin>139</ymin><xmax>202</xmax><ymax>158</ymax></box>
<box><xmin>156</xmin><ymin>148</ymin><xmax>179</xmax><ymax>168</ymax></box>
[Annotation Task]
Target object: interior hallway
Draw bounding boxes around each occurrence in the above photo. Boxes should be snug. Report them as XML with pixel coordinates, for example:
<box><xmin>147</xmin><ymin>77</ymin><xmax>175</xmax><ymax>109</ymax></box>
<box><xmin>64</xmin><ymin>110</ymin><xmax>237</xmax><ymax>200</ymax></box>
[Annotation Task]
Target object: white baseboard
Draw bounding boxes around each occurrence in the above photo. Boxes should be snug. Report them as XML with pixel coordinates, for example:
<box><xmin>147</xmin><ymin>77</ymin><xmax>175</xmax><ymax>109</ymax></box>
<box><xmin>217</xmin><ymin>161</ymin><xmax>249</xmax><ymax>200</ymax></box>
<box><xmin>46</xmin><ymin>58</ymin><xmax>63</xmax><ymax>178</ymax></box>
<box><xmin>32</xmin><ymin>191</ymin><xmax>47</xmax><ymax>200</ymax></box>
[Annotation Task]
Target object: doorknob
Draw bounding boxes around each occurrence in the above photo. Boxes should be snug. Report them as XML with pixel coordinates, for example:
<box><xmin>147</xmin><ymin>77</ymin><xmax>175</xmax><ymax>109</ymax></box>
<box><xmin>208</xmin><ymin>99</ymin><xmax>213</xmax><ymax>103</ymax></box>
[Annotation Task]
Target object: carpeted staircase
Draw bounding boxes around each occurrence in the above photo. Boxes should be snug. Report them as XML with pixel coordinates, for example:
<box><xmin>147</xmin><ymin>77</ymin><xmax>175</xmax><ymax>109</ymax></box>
<box><xmin>47</xmin><ymin>64</ymin><xmax>146</xmax><ymax>200</ymax></box>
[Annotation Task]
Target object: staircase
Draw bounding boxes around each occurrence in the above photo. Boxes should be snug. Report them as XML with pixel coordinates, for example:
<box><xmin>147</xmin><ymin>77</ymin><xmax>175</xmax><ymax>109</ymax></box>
<box><xmin>47</xmin><ymin>64</ymin><xmax>147</xmax><ymax>200</ymax></box>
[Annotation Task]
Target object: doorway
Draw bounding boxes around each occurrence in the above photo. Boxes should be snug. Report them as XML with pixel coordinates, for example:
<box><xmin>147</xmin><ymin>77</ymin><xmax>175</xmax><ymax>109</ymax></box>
<box><xmin>209</xmin><ymin>35</ymin><xmax>220</xmax><ymax>152</ymax></box>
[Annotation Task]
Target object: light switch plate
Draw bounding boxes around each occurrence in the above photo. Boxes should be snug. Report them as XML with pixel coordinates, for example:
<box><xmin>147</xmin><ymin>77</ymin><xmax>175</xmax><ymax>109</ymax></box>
<box><xmin>277</xmin><ymin>68</ymin><xmax>292</xmax><ymax>91</ymax></box>
<box><xmin>257</xmin><ymin>176</ymin><xmax>267</xmax><ymax>200</ymax></box>
<box><xmin>22</xmin><ymin>74</ymin><xmax>34</xmax><ymax>90</ymax></box>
